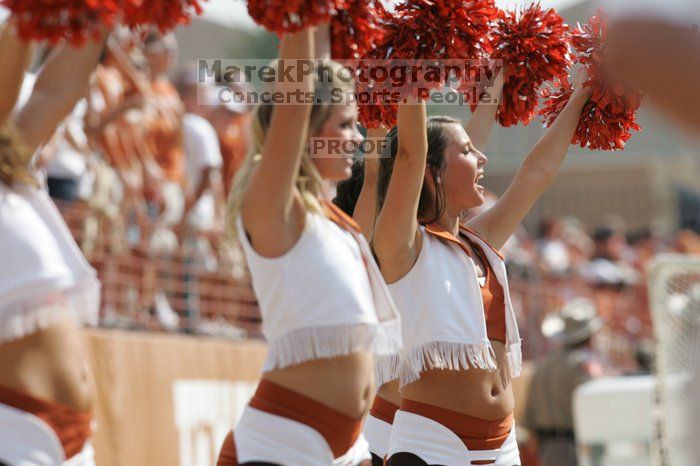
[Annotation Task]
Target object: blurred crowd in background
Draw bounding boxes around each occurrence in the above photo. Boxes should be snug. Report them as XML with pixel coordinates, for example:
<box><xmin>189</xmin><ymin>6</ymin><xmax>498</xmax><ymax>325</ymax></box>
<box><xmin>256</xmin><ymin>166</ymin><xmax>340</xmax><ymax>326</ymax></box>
<box><xmin>34</xmin><ymin>29</ymin><xmax>700</xmax><ymax>374</ymax></box>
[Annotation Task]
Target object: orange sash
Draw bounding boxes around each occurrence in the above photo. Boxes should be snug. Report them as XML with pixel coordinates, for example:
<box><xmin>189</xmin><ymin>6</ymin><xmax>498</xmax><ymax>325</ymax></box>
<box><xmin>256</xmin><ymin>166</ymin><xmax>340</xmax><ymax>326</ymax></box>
<box><xmin>322</xmin><ymin>200</ymin><xmax>363</xmax><ymax>234</ymax></box>
<box><xmin>369</xmin><ymin>395</ymin><xmax>400</xmax><ymax>425</ymax></box>
<box><xmin>0</xmin><ymin>385</ymin><xmax>92</xmax><ymax>460</ymax></box>
<box><xmin>401</xmin><ymin>399</ymin><xmax>512</xmax><ymax>454</ymax></box>
<box><xmin>217</xmin><ymin>380</ymin><xmax>364</xmax><ymax>465</ymax></box>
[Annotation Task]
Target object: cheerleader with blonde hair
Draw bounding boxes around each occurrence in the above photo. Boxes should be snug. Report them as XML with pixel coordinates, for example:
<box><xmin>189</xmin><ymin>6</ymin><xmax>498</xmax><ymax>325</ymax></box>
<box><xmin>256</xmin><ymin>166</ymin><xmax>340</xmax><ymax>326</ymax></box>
<box><xmin>217</xmin><ymin>24</ymin><xmax>401</xmax><ymax>466</ymax></box>
<box><xmin>0</xmin><ymin>22</ymin><xmax>106</xmax><ymax>465</ymax></box>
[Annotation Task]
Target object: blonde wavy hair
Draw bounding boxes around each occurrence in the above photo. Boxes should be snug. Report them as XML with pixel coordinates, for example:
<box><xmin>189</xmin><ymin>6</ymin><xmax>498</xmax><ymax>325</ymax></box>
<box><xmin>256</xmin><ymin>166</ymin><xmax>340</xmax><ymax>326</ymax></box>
<box><xmin>0</xmin><ymin>123</ymin><xmax>37</xmax><ymax>188</ymax></box>
<box><xmin>226</xmin><ymin>60</ymin><xmax>355</xmax><ymax>239</ymax></box>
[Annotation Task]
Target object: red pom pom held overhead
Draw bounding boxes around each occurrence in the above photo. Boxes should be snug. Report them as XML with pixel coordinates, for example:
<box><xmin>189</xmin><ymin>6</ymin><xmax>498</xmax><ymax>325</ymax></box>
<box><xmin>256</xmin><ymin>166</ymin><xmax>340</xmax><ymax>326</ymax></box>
<box><xmin>331</xmin><ymin>0</ymin><xmax>389</xmax><ymax>60</ymax></box>
<box><xmin>391</xmin><ymin>0</ymin><xmax>497</xmax><ymax>60</ymax></box>
<box><xmin>2</xmin><ymin>0</ymin><xmax>121</xmax><ymax>45</ymax></box>
<box><xmin>122</xmin><ymin>0</ymin><xmax>207</xmax><ymax>32</ymax></box>
<box><xmin>356</xmin><ymin>76</ymin><xmax>399</xmax><ymax>128</ymax></box>
<box><xmin>362</xmin><ymin>0</ymin><xmax>498</xmax><ymax>100</ymax></box>
<box><xmin>490</xmin><ymin>3</ymin><xmax>571</xmax><ymax>127</ymax></box>
<box><xmin>539</xmin><ymin>11</ymin><xmax>644</xmax><ymax>151</ymax></box>
<box><xmin>248</xmin><ymin>0</ymin><xmax>345</xmax><ymax>34</ymax></box>
<box><xmin>2</xmin><ymin>0</ymin><xmax>207</xmax><ymax>43</ymax></box>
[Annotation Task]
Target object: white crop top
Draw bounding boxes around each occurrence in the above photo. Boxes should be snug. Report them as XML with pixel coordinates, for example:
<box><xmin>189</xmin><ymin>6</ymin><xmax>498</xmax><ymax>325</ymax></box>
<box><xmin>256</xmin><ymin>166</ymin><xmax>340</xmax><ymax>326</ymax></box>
<box><xmin>236</xmin><ymin>205</ymin><xmax>401</xmax><ymax>372</ymax></box>
<box><xmin>0</xmin><ymin>183</ymin><xmax>101</xmax><ymax>344</ymax></box>
<box><xmin>384</xmin><ymin>224</ymin><xmax>522</xmax><ymax>387</ymax></box>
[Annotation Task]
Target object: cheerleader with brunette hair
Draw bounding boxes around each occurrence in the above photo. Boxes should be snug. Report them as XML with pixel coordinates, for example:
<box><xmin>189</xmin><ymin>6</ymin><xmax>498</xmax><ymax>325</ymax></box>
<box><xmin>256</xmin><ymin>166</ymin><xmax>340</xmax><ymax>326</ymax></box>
<box><xmin>335</xmin><ymin>70</ymin><xmax>506</xmax><ymax>464</ymax></box>
<box><xmin>217</xmin><ymin>24</ymin><xmax>401</xmax><ymax>466</ymax></box>
<box><xmin>371</xmin><ymin>66</ymin><xmax>592</xmax><ymax>465</ymax></box>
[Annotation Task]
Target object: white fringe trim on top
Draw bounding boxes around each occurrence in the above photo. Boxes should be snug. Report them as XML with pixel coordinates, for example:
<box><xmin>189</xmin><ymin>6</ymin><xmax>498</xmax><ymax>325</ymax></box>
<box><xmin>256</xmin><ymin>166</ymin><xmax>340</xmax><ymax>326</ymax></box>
<box><xmin>375</xmin><ymin>354</ymin><xmax>401</xmax><ymax>387</ymax></box>
<box><xmin>398</xmin><ymin>339</ymin><xmax>498</xmax><ymax>387</ymax></box>
<box><xmin>0</xmin><ymin>281</ymin><xmax>101</xmax><ymax>344</ymax></box>
<box><xmin>263</xmin><ymin>321</ymin><xmax>403</xmax><ymax>373</ymax></box>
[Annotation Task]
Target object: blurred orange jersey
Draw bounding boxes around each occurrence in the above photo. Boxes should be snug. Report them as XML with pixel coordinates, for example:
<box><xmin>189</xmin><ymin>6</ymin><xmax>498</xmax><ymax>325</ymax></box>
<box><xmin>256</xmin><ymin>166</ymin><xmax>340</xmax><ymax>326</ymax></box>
<box><xmin>148</xmin><ymin>77</ymin><xmax>185</xmax><ymax>184</ymax></box>
<box><xmin>218</xmin><ymin>113</ymin><xmax>250</xmax><ymax>196</ymax></box>
<box><xmin>91</xmin><ymin>64</ymin><xmax>137</xmax><ymax>171</ymax></box>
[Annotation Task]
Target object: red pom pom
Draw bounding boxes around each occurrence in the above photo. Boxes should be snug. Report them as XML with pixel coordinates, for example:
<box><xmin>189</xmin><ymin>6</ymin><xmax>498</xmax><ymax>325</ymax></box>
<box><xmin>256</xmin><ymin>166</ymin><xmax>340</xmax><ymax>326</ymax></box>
<box><xmin>122</xmin><ymin>0</ymin><xmax>206</xmax><ymax>32</ymax></box>
<box><xmin>331</xmin><ymin>0</ymin><xmax>389</xmax><ymax>60</ymax></box>
<box><xmin>2</xmin><ymin>0</ymin><xmax>120</xmax><ymax>45</ymax></box>
<box><xmin>489</xmin><ymin>3</ymin><xmax>571</xmax><ymax>126</ymax></box>
<box><xmin>392</xmin><ymin>0</ymin><xmax>496</xmax><ymax>60</ymax></box>
<box><xmin>539</xmin><ymin>11</ymin><xmax>643</xmax><ymax>151</ymax></box>
<box><xmin>248</xmin><ymin>0</ymin><xmax>345</xmax><ymax>34</ymax></box>
<box><xmin>363</xmin><ymin>0</ymin><xmax>498</xmax><ymax>100</ymax></box>
<box><xmin>356</xmin><ymin>78</ymin><xmax>398</xmax><ymax>129</ymax></box>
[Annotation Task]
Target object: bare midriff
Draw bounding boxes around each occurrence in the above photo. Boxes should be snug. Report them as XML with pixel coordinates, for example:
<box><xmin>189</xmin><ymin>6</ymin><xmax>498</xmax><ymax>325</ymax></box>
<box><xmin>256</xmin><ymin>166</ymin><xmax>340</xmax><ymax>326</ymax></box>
<box><xmin>262</xmin><ymin>351</ymin><xmax>375</xmax><ymax>419</ymax></box>
<box><xmin>400</xmin><ymin>340</ymin><xmax>514</xmax><ymax>420</ymax></box>
<box><xmin>377</xmin><ymin>379</ymin><xmax>402</xmax><ymax>406</ymax></box>
<box><xmin>0</xmin><ymin>318</ymin><xmax>93</xmax><ymax>412</ymax></box>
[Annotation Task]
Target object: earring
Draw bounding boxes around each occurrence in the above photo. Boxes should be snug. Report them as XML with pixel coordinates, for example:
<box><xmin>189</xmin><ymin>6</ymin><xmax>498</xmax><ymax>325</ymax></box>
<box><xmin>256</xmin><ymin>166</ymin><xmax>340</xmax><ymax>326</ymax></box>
<box><xmin>436</xmin><ymin>176</ymin><xmax>442</xmax><ymax>184</ymax></box>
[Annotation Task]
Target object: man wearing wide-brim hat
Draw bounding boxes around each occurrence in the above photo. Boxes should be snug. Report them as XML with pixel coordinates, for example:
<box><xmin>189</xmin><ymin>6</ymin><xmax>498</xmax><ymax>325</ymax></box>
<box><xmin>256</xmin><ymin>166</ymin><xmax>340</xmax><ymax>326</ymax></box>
<box><xmin>521</xmin><ymin>298</ymin><xmax>605</xmax><ymax>466</ymax></box>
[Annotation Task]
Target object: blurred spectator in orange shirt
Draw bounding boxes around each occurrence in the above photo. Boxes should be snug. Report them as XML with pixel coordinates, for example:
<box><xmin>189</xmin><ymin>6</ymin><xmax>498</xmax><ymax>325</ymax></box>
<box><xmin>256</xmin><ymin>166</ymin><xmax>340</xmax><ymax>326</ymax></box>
<box><xmin>211</xmin><ymin>93</ymin><xmax>250</xmax><ymax>197</ymax></box>
<box><xmin>143</xmin><ymin>31</ymin><xmax>186</xmax><ymax>227</ymax></box>
<box><xmin>86</xmin><ymin>43</ymin><xmax>157</xmax><ymax>226</ymax></box>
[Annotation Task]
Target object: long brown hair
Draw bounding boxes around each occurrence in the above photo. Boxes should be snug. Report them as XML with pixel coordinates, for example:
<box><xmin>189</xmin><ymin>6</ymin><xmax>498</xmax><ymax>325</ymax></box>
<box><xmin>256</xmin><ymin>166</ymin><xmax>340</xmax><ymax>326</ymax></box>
<box><xmin>0</xmin><ymin>123</ymin><xmax>38</xmax><ymax>188</ymax></box>
<box><xmin>376</xmin><ymin>116</ymin><xmax>460</xmax><ymax>225</ymax></box>
<box><xmin>226</xmin><ymin>60</ymin><xmax>355</xmax><ymax>238</ymax></box>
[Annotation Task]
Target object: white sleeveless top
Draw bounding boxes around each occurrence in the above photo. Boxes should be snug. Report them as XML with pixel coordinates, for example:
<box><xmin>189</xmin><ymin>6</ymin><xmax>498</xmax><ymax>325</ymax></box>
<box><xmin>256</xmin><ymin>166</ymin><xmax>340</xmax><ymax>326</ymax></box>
<box><xmin>383</xmin><ymin>225</ymin><xmax>522</xmax><ymax>387</ymax></box>
<box><xmin>0</xmin><ymin>183</ymin><xmax>101</xmax><ymax>343</ymax></box>
<box><xmin>237</xmin><ymin>209</ymin><xmax>402</xmax><ymax>372</ymax></box>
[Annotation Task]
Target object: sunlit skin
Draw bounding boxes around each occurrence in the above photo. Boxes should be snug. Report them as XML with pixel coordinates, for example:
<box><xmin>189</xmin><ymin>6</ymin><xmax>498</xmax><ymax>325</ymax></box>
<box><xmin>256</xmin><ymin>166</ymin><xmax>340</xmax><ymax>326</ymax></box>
<box><xmin>311</xmin><ymin>101</ymin><xmax>364</xmax><ymax>182</ymax></box>
<box><xmin>0</xmin><ymin>321</ymin><xmax>94</xmax><ymax>411</ymax></box>
<box><xmin>432</xmin><ymin>123</ymin><xmax>488</xmax><ymax>214</ymax></box>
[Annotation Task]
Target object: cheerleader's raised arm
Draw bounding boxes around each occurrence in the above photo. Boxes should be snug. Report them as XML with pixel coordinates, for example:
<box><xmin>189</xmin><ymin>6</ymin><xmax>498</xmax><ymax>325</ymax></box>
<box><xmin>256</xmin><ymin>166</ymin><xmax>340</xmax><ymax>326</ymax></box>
<box><xmin>237</xmin><ymin>28</ymin><xmax>316</xmax><ymax>257</ymax></box>
<box><xmin>13</xmin><ymin>29</ymin><xmax>107</xmax><ymax>153</ymax></box>
<box><xmin>351</xmin><ymin>126</ymin><xmax>386</xmax><ymax>242</ymax></box>
<box><xmin>372</xmin><ymin>98</ymin><xmax>427</xmax><ymax>281</ymax></box>
<box><xmin>0</xmin><ymin>22</ymin><xmax>32</xmax><ymax>123</ymax></box>
<box><xmin>467</xmin><ymin>68</ymin><xmax>593</xmax><ymax>250</ymax></box>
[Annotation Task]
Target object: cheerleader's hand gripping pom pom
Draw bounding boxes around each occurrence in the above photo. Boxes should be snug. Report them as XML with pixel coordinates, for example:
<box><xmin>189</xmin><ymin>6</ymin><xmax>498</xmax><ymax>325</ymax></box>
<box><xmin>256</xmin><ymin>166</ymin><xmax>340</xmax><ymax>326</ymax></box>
<box><xmin>1</xmin><ymin>0</ymin><xmax>120</xmax><ymax>44</ymax></box>
<box><xmin>539</xmin><ymin>11</ymin><xmax>643</xmax><ymax>151</ymax></box>
<box><xmin>248</xmin><ymin>0</ymin><xmax>345</xmax><ymax>34</ymax></box>
<box><xmin>488</xmin><ymin>2</ymin><xmax>571</xmax><ymax>127</ymax></box>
